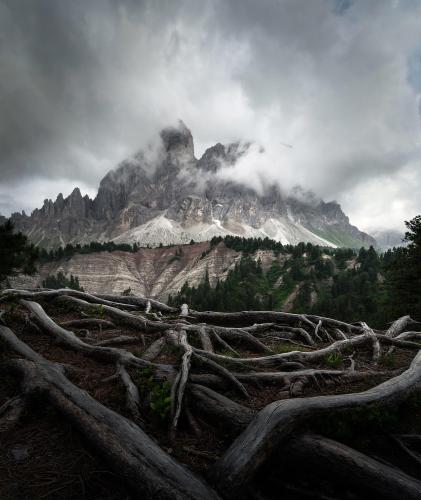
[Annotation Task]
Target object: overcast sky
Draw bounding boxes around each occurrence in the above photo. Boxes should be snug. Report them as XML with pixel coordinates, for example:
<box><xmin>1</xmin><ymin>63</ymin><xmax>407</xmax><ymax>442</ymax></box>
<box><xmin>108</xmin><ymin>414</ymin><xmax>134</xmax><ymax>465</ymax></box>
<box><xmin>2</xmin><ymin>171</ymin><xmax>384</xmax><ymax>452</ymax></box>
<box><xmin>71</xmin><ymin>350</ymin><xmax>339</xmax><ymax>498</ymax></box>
<box><xmin>0</xmin><ymin>0</ymin><xmax>420</xmax><ymax>232</ymax></box>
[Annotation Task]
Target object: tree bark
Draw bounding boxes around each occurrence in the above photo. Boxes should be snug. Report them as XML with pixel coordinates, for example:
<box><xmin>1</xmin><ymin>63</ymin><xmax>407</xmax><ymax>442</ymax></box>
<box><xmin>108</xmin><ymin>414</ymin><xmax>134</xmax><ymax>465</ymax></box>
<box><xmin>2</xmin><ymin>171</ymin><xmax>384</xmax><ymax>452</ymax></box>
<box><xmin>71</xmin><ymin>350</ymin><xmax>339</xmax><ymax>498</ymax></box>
<box><xmin>0</xmin><ymin>325</ymin><xmax>220</xmax><ymax>500</ymax></box>
<box><xmin>212</xmin><ymin>350</ymin><xmax>421</xmax><ymax>496</ymax></box>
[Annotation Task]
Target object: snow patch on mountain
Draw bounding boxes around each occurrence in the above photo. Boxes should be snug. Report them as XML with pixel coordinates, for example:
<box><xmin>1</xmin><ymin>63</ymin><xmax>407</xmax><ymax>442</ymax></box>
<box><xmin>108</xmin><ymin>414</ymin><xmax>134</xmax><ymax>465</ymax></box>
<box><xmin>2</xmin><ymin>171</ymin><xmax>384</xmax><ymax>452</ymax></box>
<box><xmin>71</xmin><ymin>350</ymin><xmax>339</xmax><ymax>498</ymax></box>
<box><xmin>112</xmin><ymin>214</ymin><xmax>336</xmax><ymax>248</ymax></box>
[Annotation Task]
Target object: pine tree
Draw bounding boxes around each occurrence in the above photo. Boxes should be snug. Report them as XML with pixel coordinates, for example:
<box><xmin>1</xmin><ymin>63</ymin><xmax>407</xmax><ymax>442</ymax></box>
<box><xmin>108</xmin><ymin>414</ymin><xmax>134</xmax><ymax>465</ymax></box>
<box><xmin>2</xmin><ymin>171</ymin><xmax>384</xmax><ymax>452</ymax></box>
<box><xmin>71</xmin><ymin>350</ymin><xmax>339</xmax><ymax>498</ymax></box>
<box><xmin>385</xmin><ymin>215</ymin><xmax>421</xmax><ymax>319</ymax></box>
<box><xmin>0</xmin><ymin>220</ymin><xmax>38</xmax><ymax>284</ymax></box>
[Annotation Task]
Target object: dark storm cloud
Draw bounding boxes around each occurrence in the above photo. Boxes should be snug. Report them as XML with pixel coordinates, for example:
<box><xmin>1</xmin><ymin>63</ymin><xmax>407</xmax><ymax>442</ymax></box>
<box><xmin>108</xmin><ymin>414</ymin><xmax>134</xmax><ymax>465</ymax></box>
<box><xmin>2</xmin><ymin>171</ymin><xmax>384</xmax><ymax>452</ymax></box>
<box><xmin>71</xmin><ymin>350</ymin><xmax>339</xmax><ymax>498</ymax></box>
<box><xmin>0</xmin><ymin>0</ymin><xmax>420</xmax><ymax>230</ymax></box>
<box><xmin>0</xmin><ymin>0</ymin><xmax>151</xmax><ymax>183</ymax></box>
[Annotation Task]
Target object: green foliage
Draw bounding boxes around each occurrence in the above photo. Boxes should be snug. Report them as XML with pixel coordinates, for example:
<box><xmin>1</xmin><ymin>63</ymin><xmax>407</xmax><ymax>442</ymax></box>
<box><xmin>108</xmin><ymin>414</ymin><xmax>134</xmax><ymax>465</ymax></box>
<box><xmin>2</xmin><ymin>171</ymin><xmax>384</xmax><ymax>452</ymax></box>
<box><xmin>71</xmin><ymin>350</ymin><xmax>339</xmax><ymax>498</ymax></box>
<box><xmin>324</xmin><ymin>352</ymin><xmax>343</xmax><ymax>368</ymax></box>
<box><xmin>42</xmin><ymin>271</ymin><xmax>84</xmax><ymax>291</ymax></box>
<box><xmin>320</xmin><ymin>404</ymin><xmax>399</xmax><ymax>441</ymax></box>
<box><xmin>168</xmin><ymin>247</ymin><xmax>183</xmax><ymax>264</ymax></box>
<box><xmin>169</xmin><ymin>257</ymin><xmax>269</xmax><ymax>311</ymax></box>
<box><xmin>379</xmin><ymin>353</ymin><xmax>397</xmax><ymax>369</ymax></box>
<box><xmin>134</xmin><ymin>367</ymin><xmax>171</xmax><ymax>421</ymax></box>
<box><xmin>210</xmin><ymin>234</ymin><xmax>287</xmax><ymax>254</ymax></box>
<box><xmin>383</xmin><ymin>215</ymin><xmax>421</xmax><ymax>320</ymax></box>
<box><xmin>96</xmin><ymin>304</ymin><xmax>105</xmax><ymax>317</ymax></box>
<box><xmin>168</xmin><ymin>226</ymin><xmax>421</xmax><ymax>329</ymax></box>
<box><xmin>0</xmin><ymin>220</ymin><xmax>38</xmax><ymax>284</ymax></box>
<box><xmin>29</xmin><ymin>214</ymin><xmax>421</xmax><ymax>329</ymax></box>
<box><xmin>293</xmin><ymin>280</ymin><xmax>312</xmax><ymax>310</ymax></box>
<box><xmin>149</xmin><ymin>382</ymin><xmax>172</xmax><ymax>420</ymax></box>
<box><xmin>169</xmin><ymin>239</ymin><xmax>374</xmax><ymax>318</ymax></box>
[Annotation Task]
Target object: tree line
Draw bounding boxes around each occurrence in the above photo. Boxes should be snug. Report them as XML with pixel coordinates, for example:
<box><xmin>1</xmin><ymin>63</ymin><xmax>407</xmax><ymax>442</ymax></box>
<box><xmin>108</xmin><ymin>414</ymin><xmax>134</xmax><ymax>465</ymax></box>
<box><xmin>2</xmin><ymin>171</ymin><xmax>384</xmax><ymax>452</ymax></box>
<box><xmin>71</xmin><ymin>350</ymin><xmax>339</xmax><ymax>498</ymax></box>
<box><xmin>1</xmin><ymin>215</ymin><xmax>420</xmax><ymax>328</ymax></box>
<box><xmin>169</xmin><ymin>216</ymin><xmax>421</xmax><ymax>329</ymax></box>
<box><xmin>38</xmin><ymin>240</ymin><xmax>141</xmax><ymax>262</ymax></box>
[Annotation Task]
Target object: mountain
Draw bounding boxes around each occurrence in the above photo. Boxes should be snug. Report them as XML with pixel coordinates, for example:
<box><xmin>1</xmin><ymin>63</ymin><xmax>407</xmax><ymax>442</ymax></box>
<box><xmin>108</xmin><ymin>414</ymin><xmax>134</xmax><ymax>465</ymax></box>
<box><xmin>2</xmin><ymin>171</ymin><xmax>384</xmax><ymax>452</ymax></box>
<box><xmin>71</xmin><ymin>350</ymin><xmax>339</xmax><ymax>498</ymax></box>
<box><xmin>7</xmin><ymin>121</ymin><xmax>375</xmax><ymax>249</ymax></box>
<box><xmin>370</xmin><ymin>229</ymin><xmax>405</xmax><ymax>250</ymax></box>
<box><xmin>8</xmin><ymin>238</ymin><xmax>377</xmax><ymax>326</ymax></box>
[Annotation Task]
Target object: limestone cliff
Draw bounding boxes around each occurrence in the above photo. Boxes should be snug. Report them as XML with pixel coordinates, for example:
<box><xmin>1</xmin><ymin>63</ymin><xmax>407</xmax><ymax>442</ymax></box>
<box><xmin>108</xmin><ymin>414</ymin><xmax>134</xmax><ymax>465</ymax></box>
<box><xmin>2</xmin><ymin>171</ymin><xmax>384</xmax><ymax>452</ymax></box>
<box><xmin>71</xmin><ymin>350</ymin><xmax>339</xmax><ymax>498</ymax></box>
<box><xmin>8</xmin><ymin>121</ymin><xmax>375</xmax><ymax>249</ymax></box>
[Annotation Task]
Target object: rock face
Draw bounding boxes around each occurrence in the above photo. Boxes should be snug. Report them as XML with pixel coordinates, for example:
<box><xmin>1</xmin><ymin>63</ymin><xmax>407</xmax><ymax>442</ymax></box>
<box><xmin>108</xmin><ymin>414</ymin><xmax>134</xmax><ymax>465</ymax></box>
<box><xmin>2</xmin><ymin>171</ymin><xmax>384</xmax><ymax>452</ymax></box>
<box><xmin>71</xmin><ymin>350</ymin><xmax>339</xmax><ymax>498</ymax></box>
<box><xmin>8</xmin><ymin>121</ymin><xmax>375</xmax><ymax>249</ymax></box>
<box><xmin>10</xmin><ymin>242</ymin><xmax>243</xmax><ymax>301</ymax></box>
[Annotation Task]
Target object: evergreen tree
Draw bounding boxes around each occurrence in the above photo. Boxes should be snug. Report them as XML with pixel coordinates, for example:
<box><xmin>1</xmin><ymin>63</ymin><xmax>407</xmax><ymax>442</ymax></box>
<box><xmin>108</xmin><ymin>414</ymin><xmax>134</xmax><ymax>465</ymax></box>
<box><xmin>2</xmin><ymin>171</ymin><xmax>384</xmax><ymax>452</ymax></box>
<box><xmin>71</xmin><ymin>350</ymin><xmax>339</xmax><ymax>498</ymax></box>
<box><xmin>0</xmin><ymin>220</ymin><xmax>38</xmax><ymax>284</ymax></box>
<box><xmin>385</xmin><ymin>215</ymin><xmax>421</xmax><ymax>319</ymax></box>
<box><xmin>42</xmin><ymin>272</ymin><xmax>84</xmax><ymax>291</ymax></box>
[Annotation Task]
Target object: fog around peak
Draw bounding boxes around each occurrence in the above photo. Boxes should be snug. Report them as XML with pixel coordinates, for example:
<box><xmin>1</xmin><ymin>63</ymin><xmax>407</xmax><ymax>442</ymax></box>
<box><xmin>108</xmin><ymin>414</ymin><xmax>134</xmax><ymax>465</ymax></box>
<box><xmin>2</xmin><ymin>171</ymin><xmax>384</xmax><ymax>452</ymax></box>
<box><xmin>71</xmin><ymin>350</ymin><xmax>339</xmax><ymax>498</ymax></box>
<box><xmin>0</xmin><ymin>0</ymin><xmax>420</xmax><ymax>231</ymax></box>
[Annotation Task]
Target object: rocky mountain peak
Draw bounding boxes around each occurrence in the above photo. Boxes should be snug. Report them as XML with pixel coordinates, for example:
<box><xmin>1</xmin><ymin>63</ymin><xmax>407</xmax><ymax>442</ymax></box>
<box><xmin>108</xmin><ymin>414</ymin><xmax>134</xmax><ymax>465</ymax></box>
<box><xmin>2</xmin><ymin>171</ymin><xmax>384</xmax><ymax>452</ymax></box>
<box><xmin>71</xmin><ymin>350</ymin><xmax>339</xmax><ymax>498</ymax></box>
<box><xmin>160</xmin><ymin>120</ymin><xmax>194</xmax><ymax>158</ymax></box>
<box><xmin>197</xmin><ymin>141</ymin><xmax>249</xmax><ymax>173</ymax></box>
<box><xmin>70</xmin><ymin>187</ymin><xmax>82</xmax><ymax>199</ymax></box>
<box><xmin>7</xmin><ymin>121</ymin><xmax>376</xmax><ymax>249</ymax></box>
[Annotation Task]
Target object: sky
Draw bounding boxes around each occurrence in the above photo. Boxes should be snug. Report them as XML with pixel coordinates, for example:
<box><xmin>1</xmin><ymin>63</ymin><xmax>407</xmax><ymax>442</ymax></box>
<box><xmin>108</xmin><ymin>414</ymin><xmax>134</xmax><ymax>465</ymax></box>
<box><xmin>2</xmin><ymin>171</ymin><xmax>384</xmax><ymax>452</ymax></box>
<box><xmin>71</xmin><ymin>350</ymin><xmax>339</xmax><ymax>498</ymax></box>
<box><xmin>0</xmin><ymin>0</ymin><xmax>420</xmax><ymax>233</ymax></box>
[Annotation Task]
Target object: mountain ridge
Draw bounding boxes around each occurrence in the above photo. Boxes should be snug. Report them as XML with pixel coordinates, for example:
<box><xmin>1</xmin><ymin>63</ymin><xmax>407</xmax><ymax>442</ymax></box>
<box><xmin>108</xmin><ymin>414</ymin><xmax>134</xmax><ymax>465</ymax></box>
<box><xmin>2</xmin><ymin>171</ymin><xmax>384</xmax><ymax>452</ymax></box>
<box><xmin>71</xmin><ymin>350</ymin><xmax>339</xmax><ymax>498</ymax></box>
<box><xmin>6</xmin><ymin>121</ymin><xmax>375</xmax><ymax>249</ymax></box>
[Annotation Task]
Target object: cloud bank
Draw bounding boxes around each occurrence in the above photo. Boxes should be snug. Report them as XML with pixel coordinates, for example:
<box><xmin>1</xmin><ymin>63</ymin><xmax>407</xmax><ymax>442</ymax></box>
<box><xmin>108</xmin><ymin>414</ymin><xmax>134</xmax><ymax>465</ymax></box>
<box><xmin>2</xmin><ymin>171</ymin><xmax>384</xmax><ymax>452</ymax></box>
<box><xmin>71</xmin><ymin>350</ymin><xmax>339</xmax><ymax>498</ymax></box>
<box><xmin>0</xmin><ymin>0</ymin><xmax>420</xmax><ymax>231</ymax></box>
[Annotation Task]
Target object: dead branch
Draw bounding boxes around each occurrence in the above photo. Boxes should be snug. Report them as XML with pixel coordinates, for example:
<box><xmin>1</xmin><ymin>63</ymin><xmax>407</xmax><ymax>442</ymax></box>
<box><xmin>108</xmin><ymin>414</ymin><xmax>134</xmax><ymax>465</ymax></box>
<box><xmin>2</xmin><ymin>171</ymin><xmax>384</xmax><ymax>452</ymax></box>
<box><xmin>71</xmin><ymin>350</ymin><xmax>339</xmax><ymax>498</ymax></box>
<box><xmin>0</xmin><ymin>325</ymin><xmax>219</xmax><ymax>500</ymax></box>
<box><xmin>94</xmin><ymin>335</ymin><xmax>140</xmax><ymax>347</ymax></box>
<box><xmin>117</xmin><ymin>362</ymin><xmax>142</xmax><ymax>421</ymax></box>
<box><xmin>142</xmin><ymin>335</ymin><xmax>168</xmax><ymax>361</ymax></box>
<box><xmin>285</xmin><ymin>434</ymin><xmax>421</xmax><ymax>500</ymax></box>
<box><xmin>1</xmin><ymin>288</ymin><xmax>140</xmax><ymax>310</ymax></box>
<box><xmin>212</xmin><ymin>350</ymin><xmax>421</xmax><ymax>495</ymax></box>
<box><xmin>20</xmin><ymin>299</ymin><xmax>173</xmax><ymax>377</ymax></box>
<box><xmin>60</xmin><ymin>318</ymin><xmax>116</xmax><ymax>329</ymax></box>
<box><xmin>386</xmin><ymin>315</ymin><xmax>419</xmax><ymax>338</ymax></box>
<box><xmin>199</xmin><ymin>324</ymin><xmax>214</xmax><ymax>352</ymax></box>
<box><xmin>170</xmin><ymin>330</ymin><xmax>193</xmax><ymax>433</ymax></box>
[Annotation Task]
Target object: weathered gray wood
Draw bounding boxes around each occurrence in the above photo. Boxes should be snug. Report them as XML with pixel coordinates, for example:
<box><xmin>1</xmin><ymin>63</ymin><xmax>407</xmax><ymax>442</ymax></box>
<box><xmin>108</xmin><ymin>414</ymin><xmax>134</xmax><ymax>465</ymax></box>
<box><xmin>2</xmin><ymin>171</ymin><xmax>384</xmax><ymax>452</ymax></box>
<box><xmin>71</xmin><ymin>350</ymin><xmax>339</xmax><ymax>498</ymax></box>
<box><xmin>211</xmin><ymin>331</ymin><xmax>239</xmax><ymax>356</ymax></box>
<box><xmin>97</xmin><ymin>293</ymin><xmax>176</xmax><ymax>314</ymax></box>
<box><xmin>189</xmin><ymin>384</ymin><xmax>255</xmax><ymax>435</ymax></box>
<box><xmin>60</xmin><ymin>295</ymin><xmax>172</xmax><ymax>332</ymax></box>
<box><xmin>334</xmin><ymin>328</ymin><xmax>348</xmax><ymax>340</ymax></box>
<box><xmin>277</xmin><ymin>326</ymin><xmax>315</xmax><ymax>345</ymax></box>
<box><xmin>397</xmin><ymin>331</ymin><xmax>421</xmax><ymax>341</ymax></box>
<box><xmin>0</xmin><ymin>325</ymin><xmax>220</xmax><ymax>500</ymax></box>
<box><xmin>215</xmin><ymin>327</ymin><xmax>273</xmax><ymax>354</ymax></box>
<box><xmin>189</xmin><ymin>310</ymin><xmax>364</xmax><ymax>333</ymax></box>
<box><xmin>21</xmin><ymin>299</ymin><xmax>173</xmax><ymax>377</ymax></box>
<box><xmin>199</xmin><ymin>325</ymin><xmax>214</xmax><ymax>352</ymax></box>
<box><xmin>142</xmin><ymin>336</ymin><xmax>167</xmax><ymax>361</ymax></box>
<box><xmin>1</xmin><ymin>288</ymin><xmax>139</xmax><ymax>310</ymax></box>
<box><xmin>193</xmin><ymin>353</ymin><xmax>249</xmax><ymax>398</ymax></box>
<box><xmin>117</xmin><ymin>362</ymin><xmax>142</xmax><ymax>420</ymax></box>
<box><xmin>190</xmin><ymin>384</ymin><xmax>421</xmax><ymax>499</ymax></box>
<box><xmin>195</xmin><ymin>334</ymin><xmax>372</xmax><ymax>369</ymax></box>
<box><xmin>375</xmin><ymin>334</ymin><xmax>421</xmax><ymax>350</ymax></box>
<box><xmin>314</xmin><ymin>320</ymin><xmax>323</xmax><ymax>342</ymax></box>
<box><xmin>94</xmin><ymin>335</ymin><xmax>139</xmax><ymax>347</ymax></box>
<box><xmin>286</xmin><ymin>434</ymin><xmax>421</xmax><ymax>500</ymax></box>
<box><xmin>386</xmin><ymin>315</ymin><xmax>417</xmax><ymax>338</ymax></box>
<box><xmin>60</xmin><ymin>318</ymin><xmax>116</xmax><ymax>329</ymax></box>
<box><xmin>212</xmin><ymin>350</ymin><xmax>421</xmax><ymax>496</ymax></box>
<box><xmin>171</xmin><ymin>331</ymin><xmax>193</xmax><ymax>431</ymax></box>
<box><xmin>362</xmin><ymin>322</ymin><xmax>381</xmax><ymax>362</ymax></box>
